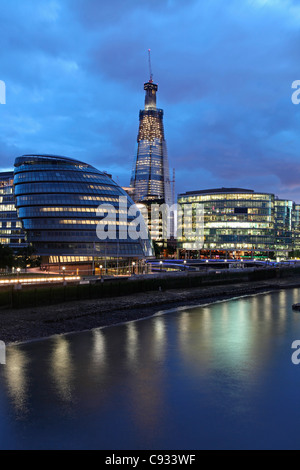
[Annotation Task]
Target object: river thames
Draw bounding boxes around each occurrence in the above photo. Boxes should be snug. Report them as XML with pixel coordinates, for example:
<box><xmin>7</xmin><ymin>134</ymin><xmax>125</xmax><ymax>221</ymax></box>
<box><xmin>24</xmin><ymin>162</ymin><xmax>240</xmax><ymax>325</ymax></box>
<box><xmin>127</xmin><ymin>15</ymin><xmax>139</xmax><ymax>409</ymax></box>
<box><xmin>1</xmin><ymin>289</ymin><xmax>300</xmax><ymax>450</ymax></box>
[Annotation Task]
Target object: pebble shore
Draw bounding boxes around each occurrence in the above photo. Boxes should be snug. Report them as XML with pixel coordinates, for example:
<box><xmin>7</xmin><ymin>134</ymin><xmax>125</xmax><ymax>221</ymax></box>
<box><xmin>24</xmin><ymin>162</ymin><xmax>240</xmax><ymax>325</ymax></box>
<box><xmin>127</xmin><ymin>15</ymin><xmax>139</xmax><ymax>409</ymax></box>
<box><xmin>1</xmin><ymin>277</ymin><xmax>300</xmax><ymax>344</ymax></box>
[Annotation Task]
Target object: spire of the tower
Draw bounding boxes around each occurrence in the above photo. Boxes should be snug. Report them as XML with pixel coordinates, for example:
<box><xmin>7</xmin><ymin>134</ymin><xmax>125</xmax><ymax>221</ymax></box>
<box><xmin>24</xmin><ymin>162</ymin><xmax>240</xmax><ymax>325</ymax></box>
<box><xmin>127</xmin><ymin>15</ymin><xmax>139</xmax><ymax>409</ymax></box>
<box><xmin>144</xmin><ymin>50</ymin><xmax>157</xmax><ymax>110</ymax></box>
<box><xmin>148</xmin><ymin>49</ymin><xmax>153</xmax><ymax>83</ymax></box>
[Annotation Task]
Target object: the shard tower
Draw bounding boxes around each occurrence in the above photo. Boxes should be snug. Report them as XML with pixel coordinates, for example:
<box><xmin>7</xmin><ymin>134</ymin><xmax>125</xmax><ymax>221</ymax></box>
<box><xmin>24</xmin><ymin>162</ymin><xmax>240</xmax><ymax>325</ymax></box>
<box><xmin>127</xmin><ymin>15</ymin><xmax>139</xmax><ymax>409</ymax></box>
<box><xmin>130</xmin><ymin>58</ymin><xmax>172</xmax><ymax>207</ymax></box>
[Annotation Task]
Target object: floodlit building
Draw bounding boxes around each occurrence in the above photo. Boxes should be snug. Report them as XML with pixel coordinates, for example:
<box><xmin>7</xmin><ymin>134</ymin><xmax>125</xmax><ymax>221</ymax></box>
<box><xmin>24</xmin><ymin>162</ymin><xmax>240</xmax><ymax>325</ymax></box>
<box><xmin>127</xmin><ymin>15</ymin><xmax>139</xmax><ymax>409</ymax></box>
<box><xmin>130</xmin><ymin>77</ymin><xmax>172</xmax><ymax>206</ymax></box>
<box><xmin>0</xmin><ymin>171</ymin><xmax>26</xmax><ymax>249</ymax></box>
<box><xmin>13</xmin><ymin>155</ymin><xmax>153</xmax><ymax>273</ymax></box>
<box><xmin>130</xmin><ymin>65</ymin><xmax>173</xmax><ymax>246</ymax></box>
<box><xmin>177</xmin><ymin>187</ymin><xmax>300</xmax><ymax>260</ymax></box>
<box><xmin>131</xmin><ymin>55</ymin><xmax>173</xmax><ymax>199</ymax></box>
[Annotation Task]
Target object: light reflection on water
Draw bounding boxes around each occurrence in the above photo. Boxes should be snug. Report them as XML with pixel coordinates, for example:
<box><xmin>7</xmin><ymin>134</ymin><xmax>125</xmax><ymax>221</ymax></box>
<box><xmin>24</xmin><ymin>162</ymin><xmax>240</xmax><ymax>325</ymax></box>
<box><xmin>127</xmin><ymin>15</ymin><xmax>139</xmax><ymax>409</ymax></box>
<box><xmin>1</xmin><ymin>289</ymin><xmax>300</xmax><ymax>449</ymax></box>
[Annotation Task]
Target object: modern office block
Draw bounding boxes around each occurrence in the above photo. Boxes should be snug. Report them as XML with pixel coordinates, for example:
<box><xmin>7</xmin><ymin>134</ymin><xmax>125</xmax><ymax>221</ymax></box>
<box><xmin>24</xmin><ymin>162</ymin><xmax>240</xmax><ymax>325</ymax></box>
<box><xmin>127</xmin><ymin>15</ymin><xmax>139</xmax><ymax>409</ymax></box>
<box><xmin>0</xmin><ymin>171</ymin><xmax>26</xmax><ymax>249</ymax></box>
<box><xmin>177</xmin><ymin>187</ymin><xmax>300</xmax><ymax>259</ymax></box>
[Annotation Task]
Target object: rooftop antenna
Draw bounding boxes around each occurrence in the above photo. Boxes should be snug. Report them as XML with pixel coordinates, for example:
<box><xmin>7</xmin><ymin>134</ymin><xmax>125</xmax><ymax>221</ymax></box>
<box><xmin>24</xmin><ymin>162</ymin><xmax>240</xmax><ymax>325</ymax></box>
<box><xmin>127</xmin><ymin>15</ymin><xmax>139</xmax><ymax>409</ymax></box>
<box><xmin>148</xmin><ymin>49</ymin><xmax>153</xmax><ymax>83</ymax></box>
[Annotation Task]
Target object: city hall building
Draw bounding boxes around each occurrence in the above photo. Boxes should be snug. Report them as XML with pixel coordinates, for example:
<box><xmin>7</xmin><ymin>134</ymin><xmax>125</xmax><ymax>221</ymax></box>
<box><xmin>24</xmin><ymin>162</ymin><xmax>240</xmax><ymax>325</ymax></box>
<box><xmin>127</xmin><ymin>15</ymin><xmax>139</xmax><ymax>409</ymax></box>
<box><xmin>177</xmin><ymin>188</ymin><xmax>300</xmax><ymax>260</ymax></box>
<box><xmin>0</xmin><ymin>155</ymin><xmax>153</xmax><ymax>274</ymax></box>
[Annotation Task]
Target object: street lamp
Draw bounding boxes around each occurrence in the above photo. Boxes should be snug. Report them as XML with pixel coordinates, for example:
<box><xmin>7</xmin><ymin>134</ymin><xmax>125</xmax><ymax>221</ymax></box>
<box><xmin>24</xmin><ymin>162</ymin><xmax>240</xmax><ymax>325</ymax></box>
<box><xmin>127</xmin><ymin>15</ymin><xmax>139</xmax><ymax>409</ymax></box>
<box><xmin>100</xmin><ymin>265</ymin><xmax>103</xmax><ymax>279</ymax></box>
<box><xmin>132</xmin><ymin>262</ymin><xmax>136</xmax><ymax>275</ymax></box>
<box><xmin>183</xmin><ymin>260</ymin><xmax>187</xmax><ymax>271</ymax></box>
<box><xmin>16</xmin><ymin>267</ymin><xmax>21</xmax><ymax>282</ymax></box>
<box><xmin>62</xmin><ymin>266</ymin><xmax>66</xmax><ymax>282</ymax></box>
<box><xmin>160</xmin><ymin>260</ymin><xmax>163</xmax><ymax>272</ymax></box>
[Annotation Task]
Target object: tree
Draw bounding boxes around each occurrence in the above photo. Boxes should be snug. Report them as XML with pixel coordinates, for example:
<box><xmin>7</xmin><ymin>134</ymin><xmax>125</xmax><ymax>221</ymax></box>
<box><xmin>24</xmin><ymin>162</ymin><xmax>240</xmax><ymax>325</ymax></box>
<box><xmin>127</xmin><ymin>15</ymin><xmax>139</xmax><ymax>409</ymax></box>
<box><xmin>152</xmin><ymin>241</ymin><xmax>161</xmax><ymax>258</ymax></box>
<box><xmin>0</xmin><ymin>244</ymin><xmax>14</xmax><ymax>270</ymax></box>
<box><xmin>14</xmin><ymin>245</ymin><xmax>41</xmax><ymax>269</ymax></box>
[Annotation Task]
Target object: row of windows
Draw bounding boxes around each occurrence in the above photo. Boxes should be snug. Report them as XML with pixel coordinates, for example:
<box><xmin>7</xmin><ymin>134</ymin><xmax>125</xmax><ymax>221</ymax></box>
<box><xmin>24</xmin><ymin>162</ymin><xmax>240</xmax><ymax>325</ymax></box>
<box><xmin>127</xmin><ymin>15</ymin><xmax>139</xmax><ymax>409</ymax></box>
<box><xmin>15</xmin><ymin>163</ymin><xmax>103</xmax><ymax>176</ymax></box>
<box><xmin>18</xmin><ymin>207</ymin><xmax>133</xmax><ymax>217</ymax></box>
<box><xmin>0</xmin><ymin>205</ymin><xmax>16</xmax><ymax>212</ymax></box>
<box><xmin>0</xmin><ymin>213</ymin><xmax>19</xmax><ymax>219</ymax></box>
<box><xmin>28</xmin><ymin>230</ymin><xmax>149</xmax><ymax>241</ymax></box>
<box><xmin>0</xmin><ymin>188</ymin><xmax>13</xmax><ymax>195</ymax></box>
<box><xmin>0</xmin><ymin>196</ymin><xmax>15</xmax><ymax>203</ymax></box>
<box><xmin>14</xmin><ymin>183</ymin><xmax>123</xmax><ymax>196</ymax></box>
<box><xmin>202</xmin><ymin>207</ymin><xmax>273</xmax><ymax>215</ymax></box>
<box><xmin>0</xmin><ymin>230</ymin><xmax>24</xmax><ymax>236</ymax></box>
<box><xmin>15</xmin><ymin>195</ymin><xmax>123</xmax><ymax>207</ymax></box>
<box><xmin>179</xmin><ymin>201</ymin><xmax>273</xmax><ymax>209</ymax></box>
<box><xmin>14</xmin><ymin>172</ymin><xmax>115</xmax><ymax>185</ymax></box>
<box><xmin>34</xmin><ymin>242</ymin><xmax>144</xmax><ymax>255</ymax></box>
<box><xmin>22</xmin><ymin>219</ymin><xmax>144</xmax><ymax>229</ymax></box>
<box><xmin>135</xmin><ymin>174</ymin><xmax>164</xmax><ymax>182</ymax></box>
<box><xmin>0</xmin><ymin>238</ymin><xmax>25</xmax><ymax>245</ymax></box>
<box><xmin>0</xmin><ymin>221</ymin><xmax>22</xmax><ymax>229</ymax></box>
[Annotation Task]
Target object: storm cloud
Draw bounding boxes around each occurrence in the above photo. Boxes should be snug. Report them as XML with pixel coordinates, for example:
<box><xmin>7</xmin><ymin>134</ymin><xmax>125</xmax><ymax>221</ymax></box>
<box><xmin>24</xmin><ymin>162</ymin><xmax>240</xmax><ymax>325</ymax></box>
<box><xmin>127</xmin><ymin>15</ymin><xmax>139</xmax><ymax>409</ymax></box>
<box><xmin>0</xmin><ymin>0</ymin><xmax>300</xmax><ymax>200</ymax></box>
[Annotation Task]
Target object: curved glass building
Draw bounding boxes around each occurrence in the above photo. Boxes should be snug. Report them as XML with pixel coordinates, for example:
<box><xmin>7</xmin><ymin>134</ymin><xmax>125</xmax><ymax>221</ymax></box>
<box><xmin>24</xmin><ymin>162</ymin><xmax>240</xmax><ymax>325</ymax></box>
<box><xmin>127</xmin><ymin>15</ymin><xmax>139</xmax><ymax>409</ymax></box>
<box><xmin>14</xmin><ymin>155</ymin><xmax>153</xmax><ymax>270</ymax></box>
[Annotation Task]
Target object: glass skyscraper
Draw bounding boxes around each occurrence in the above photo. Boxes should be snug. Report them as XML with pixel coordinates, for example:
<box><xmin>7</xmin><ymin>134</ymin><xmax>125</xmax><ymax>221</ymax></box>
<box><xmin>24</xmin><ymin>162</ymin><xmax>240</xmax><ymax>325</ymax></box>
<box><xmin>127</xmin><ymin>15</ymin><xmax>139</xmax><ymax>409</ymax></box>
<box><xmin>130</xmin><ymin>77</ymin><xmax>172</xmax><ymax>206</ymax></box>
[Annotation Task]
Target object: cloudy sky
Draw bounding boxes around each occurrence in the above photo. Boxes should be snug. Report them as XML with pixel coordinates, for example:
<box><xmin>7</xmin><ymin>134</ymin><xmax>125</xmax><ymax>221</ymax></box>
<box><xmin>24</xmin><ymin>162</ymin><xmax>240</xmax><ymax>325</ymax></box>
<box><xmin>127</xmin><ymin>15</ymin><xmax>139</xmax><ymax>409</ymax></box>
<box><xmin>0</xmin><ymin>0</ymin><xmax>300</xmax><ymax>200</ymax></box>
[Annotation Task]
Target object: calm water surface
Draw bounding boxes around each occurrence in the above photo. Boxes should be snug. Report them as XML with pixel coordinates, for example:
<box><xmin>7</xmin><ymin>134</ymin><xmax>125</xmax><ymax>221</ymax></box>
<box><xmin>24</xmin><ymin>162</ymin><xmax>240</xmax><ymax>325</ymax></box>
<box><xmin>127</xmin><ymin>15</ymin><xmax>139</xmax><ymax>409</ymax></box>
<box><xmin>1</xmin><ymin>289</ymin><xmax>300</xmax><ymax>450</ymax></box>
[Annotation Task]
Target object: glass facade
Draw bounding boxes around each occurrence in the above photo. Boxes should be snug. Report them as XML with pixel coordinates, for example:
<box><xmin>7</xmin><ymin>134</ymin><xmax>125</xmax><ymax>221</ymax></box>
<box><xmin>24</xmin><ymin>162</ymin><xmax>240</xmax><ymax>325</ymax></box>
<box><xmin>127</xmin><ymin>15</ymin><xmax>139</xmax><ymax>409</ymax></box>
<box><xmin>178</xmin><ymin>188</ymin><xmax>300</xmax><ymax>258</ymax></box>
<box><xmin>130</xmin><ymin>80</ymin><xmax>172</xmax><ymax>206</ymax></box>
<box><xmin>14</xmin><ymin>155</ymin><xmax>153</xmax><ymax>261</ymax></box>
<box><xmin>293</xmin><ymin>204</ymin><xmax>300</xmax><ymax>252</ymax></box>
<box><xmin>0</xmin><ymin>171</ymin><xmax>27</xmax><ymax>249</ymax></box>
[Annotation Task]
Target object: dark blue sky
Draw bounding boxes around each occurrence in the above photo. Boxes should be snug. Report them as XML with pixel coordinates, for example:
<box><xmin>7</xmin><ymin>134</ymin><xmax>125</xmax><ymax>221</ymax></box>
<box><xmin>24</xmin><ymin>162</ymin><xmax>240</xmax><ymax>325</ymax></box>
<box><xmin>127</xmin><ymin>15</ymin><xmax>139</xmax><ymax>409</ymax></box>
<box><xmin>0</xmin><ymin>0</ymin><xmax>300</xmax><ymax>200</ymax></box>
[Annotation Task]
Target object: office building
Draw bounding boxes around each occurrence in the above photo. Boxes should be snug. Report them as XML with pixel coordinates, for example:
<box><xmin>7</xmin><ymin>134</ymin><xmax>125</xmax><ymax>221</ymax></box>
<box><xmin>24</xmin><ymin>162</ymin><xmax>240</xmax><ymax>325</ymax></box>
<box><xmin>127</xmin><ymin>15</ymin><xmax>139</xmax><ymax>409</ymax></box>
<box><xmin>13</xmin><ymin>155</ymin><xmax>153</xmax><ymax>272</ymax></box>
<box><xmin>0</xmin><ymin>171</ymin><xmax>26</xmax><ymax>249</ymax></box>
<box><xmin>130</xmin><ymin>74</ymin><xmax>172</xmax><ymax>207</ymax></box>
<box><xmin>177</xmin><ymin>187</ymin><xmax>300</xmax><ymax>259</ymax></box>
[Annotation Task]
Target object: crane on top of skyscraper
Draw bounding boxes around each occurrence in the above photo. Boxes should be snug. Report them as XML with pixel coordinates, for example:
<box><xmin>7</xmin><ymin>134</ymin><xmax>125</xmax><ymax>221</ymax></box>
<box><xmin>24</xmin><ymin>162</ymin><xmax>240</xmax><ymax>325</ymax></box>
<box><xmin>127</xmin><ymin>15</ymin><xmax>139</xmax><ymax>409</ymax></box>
<box><xmin>148</xmin><ymin>49</ymin><xmax>153</xmax><ymax>83</ymax></box>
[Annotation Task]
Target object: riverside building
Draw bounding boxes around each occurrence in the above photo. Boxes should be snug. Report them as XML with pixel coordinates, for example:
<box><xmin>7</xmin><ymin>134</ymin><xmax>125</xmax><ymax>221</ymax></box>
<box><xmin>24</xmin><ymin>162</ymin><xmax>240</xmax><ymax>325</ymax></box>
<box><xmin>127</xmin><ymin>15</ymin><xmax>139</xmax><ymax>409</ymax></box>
<box><xmin>13</xmin><ymin>155</ymin><xmax>153</xmax><ymax>274</ymax></box>
<box><xmin>177</xmin><ymin>188</ymin><xmax>300</xmax><ymax>260</ymax></box>
<box><xmin>0</xmin><ymin>171</ymin><xmax>26</xmax><ymax>249</ymax></box>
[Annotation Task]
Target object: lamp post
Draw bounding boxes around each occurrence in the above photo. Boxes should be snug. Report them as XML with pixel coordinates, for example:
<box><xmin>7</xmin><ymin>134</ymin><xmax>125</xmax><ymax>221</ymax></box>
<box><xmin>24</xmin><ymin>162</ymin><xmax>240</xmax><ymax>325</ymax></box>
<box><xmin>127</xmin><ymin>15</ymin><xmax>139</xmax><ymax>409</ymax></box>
<box><xmin>183</xmin><ymin>260</ymin><xmax>187</xmax><ymax>271</ymax></box>
<box><xmin>62</xmin><ymin>266</ymin><xmax>66</xmax><ymax>283</ymax></box>
<box><xmin>16</xmin><ymin>268</ymin><xmax>21</xmax><ymax>283</ymax></box>
<box><xmin>160</xmin><ymin>260</ymin><xmax>163</xmax><ymax>272</ymax></box>
<box><xmin>100</xmin><ymin>265</ymin><xmax>103</xmax><ymax>280</ymax></box>
<box><xmin>132</xmin><ymin>262</ymin><xmax>136</xmax><ymax>276</ymax></box>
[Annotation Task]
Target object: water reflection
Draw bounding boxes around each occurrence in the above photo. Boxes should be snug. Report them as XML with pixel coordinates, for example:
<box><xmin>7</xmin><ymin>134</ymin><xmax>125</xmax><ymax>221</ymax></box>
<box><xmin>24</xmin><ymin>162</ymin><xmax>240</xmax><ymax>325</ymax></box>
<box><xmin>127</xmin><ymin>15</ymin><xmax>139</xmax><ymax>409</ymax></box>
<box><xmin>153</xmin><ymin>317</ymin><xmax>166</xmax><ymax>361</ymax></box>
<box><xmin>175</xmin><ymin>292</ymin><xmax>298</xmax><ymax>385</ymax></box>
<box><xmin>4</xmin><ymin>348</ymin><xmax>30</xmax><ymax>417</ymax></box>
<box><xmin>1</xmin><ymin>289</ymin><xmax>300</xmax><ymax>449</ymax></box>
<box><xmin>92</xmin><ymin>330</ymin><xmax>106</xmax><ymax>367</ymax></box>
<box><xmin>51</xmin><ymin>336</ymin><xmax>74</xmax><ymax>404</ymax></box>
<box><xmin>126</xmin><ymin>323</ymin><xmax>138</xmax><ymax>365</ymax></box>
